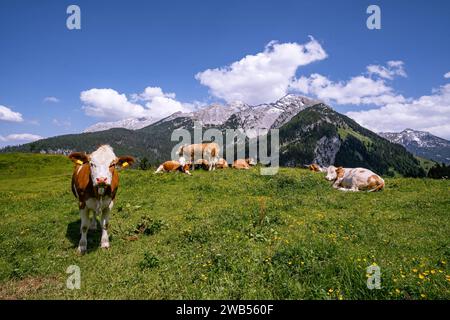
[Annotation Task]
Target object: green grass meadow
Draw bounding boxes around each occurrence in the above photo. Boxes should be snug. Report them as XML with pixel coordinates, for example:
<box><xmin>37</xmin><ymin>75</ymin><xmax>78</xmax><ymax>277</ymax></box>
<box><xmin>0</xmin><ymin>153</ymin><xmax>449</xmax><ymax>299</ymax></box>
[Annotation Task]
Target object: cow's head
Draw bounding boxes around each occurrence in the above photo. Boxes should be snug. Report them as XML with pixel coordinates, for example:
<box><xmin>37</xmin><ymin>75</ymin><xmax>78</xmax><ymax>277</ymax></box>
<box><xmin>325</xmin><ymin>165</ymin><xmax>337</xmax><ymax>181</ymax></box>
<box><xmin>182</xmin><ymin>163</ymin><xmax>192</xmax><ymax>175</ymax></box>
<box><xmin>69</xmin><ymin>145</ymin><xmax>135</xmax><ymax>192</ymax></box>
<box><xmin>325</xmin><ymin>166</ymin><xmax>345</xmax><ymax>181</ymax></box>
<box><xmin>308</xmin><ymin>163</ymin><xmax>321</xmax><ymax>172</ymax></box>
<box><xmin>245</xmin><ymin>158</ymin><xmax>257</xmax><ymax>166</ymax></box>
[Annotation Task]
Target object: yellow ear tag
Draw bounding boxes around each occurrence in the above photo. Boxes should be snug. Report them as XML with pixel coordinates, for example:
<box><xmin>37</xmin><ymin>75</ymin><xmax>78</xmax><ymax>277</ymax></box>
<box><xmin>76</xmin><ymin>160</ymin><xmax>83</xmax><ymax>165</ymax></box>
<box><xmin>122</xmin><ymin>162</ymin><xmax>129</xmax><ymax>168</ymax></box>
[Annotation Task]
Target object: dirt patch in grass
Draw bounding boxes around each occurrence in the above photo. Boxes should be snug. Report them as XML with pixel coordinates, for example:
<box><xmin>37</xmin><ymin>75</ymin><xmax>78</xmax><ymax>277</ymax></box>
<box><xmin>0</xmin><ymin>276</ymin><xmax>62</xmax><ymax>299</ymax></box>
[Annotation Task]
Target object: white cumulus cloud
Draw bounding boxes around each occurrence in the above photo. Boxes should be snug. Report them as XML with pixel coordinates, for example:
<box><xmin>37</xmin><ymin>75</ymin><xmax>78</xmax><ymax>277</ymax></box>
<box><xmin>366</xmin><ymin>60</ymin><xmax>407</xmax><ymax>80</ymax></box>
<box><xmin>346</xmin><ymin>84</ymin><xmax>450</xmax><ymax>139</ymax></box>
<box><xmin>132</xmin><ymin>86</ymin><xmax>192</xmax><ymax>119</ymax></box>
<box><xmin>0</xmin><ymin>105</ymin><xmax>23</xmax><ymax>122</ymax></box>
<box><xmin>195</xmin><ymin>37</ymin><xmax>327</xmax><ymax>105</ymax></box>
<box><xmin>81</xmin><ymin>87</ymin><xmax>194</xmax><ymax>121</ymax></box>
<box><xmin>0</xmin><ymin>133</ymin><xmax>43</xmax><ymax>143</ymax></box>
<box><xmin>81</xmin><ymin>88</ymin><xmax>147</xmax><ymax>120</ymax></box>
<box><xmin>444</xmin><ymin>72</ymin><xmax>450</xmax><ymax>79</ymax></box>
<box><xmin>290</xmin><ymin>71</ymin><xmax>406</xmax><ymax>106</ymax></box>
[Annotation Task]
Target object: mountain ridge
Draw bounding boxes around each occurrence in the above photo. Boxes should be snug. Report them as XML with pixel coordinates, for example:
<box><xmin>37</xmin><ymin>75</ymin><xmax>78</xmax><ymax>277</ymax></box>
<box><xmin>379</xmin><ymin>128</ymin><xmax>450</xmax><ymax>164</ymax></box>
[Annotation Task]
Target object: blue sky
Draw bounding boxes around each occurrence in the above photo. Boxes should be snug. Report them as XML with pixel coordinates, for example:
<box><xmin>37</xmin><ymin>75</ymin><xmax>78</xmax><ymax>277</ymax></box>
<box><xmin>1</xmin><ymin>0</ymin><xmax>449</xmax><ymax>146</ymax></box>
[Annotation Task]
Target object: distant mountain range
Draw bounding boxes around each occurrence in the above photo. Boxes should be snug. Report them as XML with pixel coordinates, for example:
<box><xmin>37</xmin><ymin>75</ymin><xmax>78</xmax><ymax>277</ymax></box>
<box><xmin>379</xmin><ymin>129</ymin><xmax>450</xmax><ymax>164</ymax></box>
<box><xmin>83</xmin><ymin>94</ymin><xmax>319</xmax><ymax>138</ymax></box>
<box><xmin>1</xmin><ymin>95</ymin><xmax>426</xmax><ymax>177</ymax></box>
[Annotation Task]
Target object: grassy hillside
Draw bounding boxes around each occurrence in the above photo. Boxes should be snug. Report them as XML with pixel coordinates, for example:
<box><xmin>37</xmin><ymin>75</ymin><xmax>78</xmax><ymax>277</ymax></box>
<box><xmin>0</xmin><ymin>153</ymin><xmax>449</xmax><ymax>299</ymax></box>
<box><xmin>416</xmin><ymin>156</ymin><xmax>437</xmax><ymax>173</ymax></box>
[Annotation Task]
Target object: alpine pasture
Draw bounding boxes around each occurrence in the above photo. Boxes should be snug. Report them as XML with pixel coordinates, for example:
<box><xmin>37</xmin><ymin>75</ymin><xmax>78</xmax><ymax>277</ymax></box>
<box><xmin>0</xmin><ymin>153</ymin><xmax>449</xmax><ymax>299</ymax></box>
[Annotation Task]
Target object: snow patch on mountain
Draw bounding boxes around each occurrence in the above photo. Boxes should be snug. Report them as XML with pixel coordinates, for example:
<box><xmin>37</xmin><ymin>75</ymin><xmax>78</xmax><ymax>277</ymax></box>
<box><xmin>379</xmin><ymin>128</ymin><xmax>450</xmax><ymax>148</ymax></box>
<box><xmin>84</xmin><ymin>117</ymin><xmax>159</xmax><ymax>133</ymax></box>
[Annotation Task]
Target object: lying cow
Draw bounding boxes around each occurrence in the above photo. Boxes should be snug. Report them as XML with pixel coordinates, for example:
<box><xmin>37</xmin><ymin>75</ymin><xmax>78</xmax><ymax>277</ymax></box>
<box><xmin>232</xmin><ymin>159</ymin><xmax>250</xmax><ymax>170</ymax></box>
<box><xmin>245</xmin><ymin>158</ymin><xmax>257</xmax><ymax>166</ymax></box>
<box><xmin>306</xmin><ymin>163</ymin><xmax>326</xmax><ymax>172</ymax></box>
<box><xmin>178</xmin><ymin>142</ymin><xmax>219</xmax><ymax>171</ymax></box>
<box><xmin>68</xmin><ymin>145</ymin><xmax>135</xmax><ymax>254</ymax></box>
<box><xmin>154</xmin><ymin>160</ymin><xmax>191</xmax><ymax>175</ymax></box>
<box><xmin>325</xmin><ymin>165</ymin><xmax>385</xmax><ymax>192</ymax></box>
<box><xmin>216</xmin><ymin>158</ymin><xmax>229</xmax><ymax>169</ymax></box>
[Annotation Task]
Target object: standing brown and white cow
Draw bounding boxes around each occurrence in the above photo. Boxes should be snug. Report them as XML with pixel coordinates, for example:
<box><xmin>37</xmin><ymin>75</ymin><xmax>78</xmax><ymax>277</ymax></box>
<box><xmin>178</xmin><ymin>142</ymin><xmax>219</xmax><ymax>171</ymax></box>
<box><xmin>68</xmin><ymin>145</ymin><xmax>134</xmax><ymax>254</ymax></box>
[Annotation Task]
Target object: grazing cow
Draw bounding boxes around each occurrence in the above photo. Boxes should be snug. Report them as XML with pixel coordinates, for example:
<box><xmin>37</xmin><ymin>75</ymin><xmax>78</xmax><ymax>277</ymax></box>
<box><xmin>154</xmin><ymin>160</ymin><xmax>191</xmax><ymax>175</ymax></box>
<box><xmin>68</xmin><ymin>145</ymin><xmax>135</xmax><ymax>254</ymax></box>
<box><xmin>325</xmin><ymin>165</ymin><xmax>385</xmax><ymax>192</ymax></box>
<box><xmin>216</xmin><ymin>158</ymin><xmax>229</xmax><ymax>169</ymax></box>
<box><xmin>178</xmin><ymin>142</ymin><xmax>219</xmax><ymax>171</ymax></box>
<box><xmin>307</xmin><ymin>163</ymin><xmax>326</xmax><ymax>172</ymax></box>
<box><xmin>232</xmin><ymin>159</ymin><xmax>250</xmax><ymax>170</ymax></box>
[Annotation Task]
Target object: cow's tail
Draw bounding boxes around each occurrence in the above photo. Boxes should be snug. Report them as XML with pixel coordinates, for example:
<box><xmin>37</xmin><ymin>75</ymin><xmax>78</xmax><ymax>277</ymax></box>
<box><xmin>368</xmin><ymin>177</ymin><xmax>385</xmax><ymax>192</ymax></box>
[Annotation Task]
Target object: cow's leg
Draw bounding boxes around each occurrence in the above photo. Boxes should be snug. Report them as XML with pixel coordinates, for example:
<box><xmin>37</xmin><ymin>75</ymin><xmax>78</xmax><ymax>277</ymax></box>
<box><xmin>206</xmin><ymin>156</ymin><xmax>213</xmax><ymax>171</ymax></box>
<box><xmin>100</xmin><ymin>202</ymin><xmax>112</xmax><ymax>249</ymax></box>
<box><xmin>78</xmin><ymin>208</ymin><xmax>90</xmax><ymax>254</ymax></box>
<box><xmin>89</xmin><ymin>211</ymin><xmax>98</xmax><ymax>230</ymax></box>
<box><xmin>332</xmin><ymin>179</ymin><xmax>342</xmax><ymax>189</ymax></box>
<box><xmin>350</xmin><ymin>178</ymin><xmax>360</xmax><ymax>192</ymax></box>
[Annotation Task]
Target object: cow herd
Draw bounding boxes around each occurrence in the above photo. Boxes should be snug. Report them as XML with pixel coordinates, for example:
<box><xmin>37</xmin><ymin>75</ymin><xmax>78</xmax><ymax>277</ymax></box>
<box><xmin>68</xmin><ymin>144</ymin><xmax>384</xmax><ymax>254</ymax></box>
<box><xmin>154</xmin><ymin>142</ymin><xmax>256</xmax><ymax>175</ymax></box>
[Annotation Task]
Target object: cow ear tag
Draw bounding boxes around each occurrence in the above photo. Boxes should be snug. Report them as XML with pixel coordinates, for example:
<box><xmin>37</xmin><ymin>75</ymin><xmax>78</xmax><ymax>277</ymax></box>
<box><xmin>76</xmin><ymin>160</ymin><xmax>83</xmax><ymax>165</ymax></box>
<box><xmin>122</xmin><ymin>162</ymin><xmax>129</xmax><ymax>168</ymax></box>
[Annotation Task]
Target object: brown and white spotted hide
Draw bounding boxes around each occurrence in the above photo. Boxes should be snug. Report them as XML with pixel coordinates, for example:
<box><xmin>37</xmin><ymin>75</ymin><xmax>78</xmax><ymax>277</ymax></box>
<box><xmin>154</xmin><ymin>160</ymin><xmax>191</xmax><ymax>175</ymax></box>
<box><xmin>232</xmin><ymin>159</ymin><xmax>250</xmax><ymax>170</ymax></box>
<box><xmin>68</xmin><ymin>145</ymin><xmax>134</xmax><ymax>254</ymax></box>
<box><xmin>326</xmin><ymin>165</ymin><xmax>385</xmax><ymax>192</ymax></box>
<box><xmin>216</xmin><ymin>158</ymin><xmax>229</xmax><ymax>169</ymax></box>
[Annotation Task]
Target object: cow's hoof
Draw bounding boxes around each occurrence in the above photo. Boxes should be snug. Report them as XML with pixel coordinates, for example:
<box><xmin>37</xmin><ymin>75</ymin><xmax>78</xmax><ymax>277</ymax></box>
<box><xmin>77</xmin><ymin>245</ymin><xmax>87</xmax><ymax>255</ymax></box>
<box><xmin>101</xmin><ymin>242</ymin><xmax>110</xmax><ymax>249</ymax></box>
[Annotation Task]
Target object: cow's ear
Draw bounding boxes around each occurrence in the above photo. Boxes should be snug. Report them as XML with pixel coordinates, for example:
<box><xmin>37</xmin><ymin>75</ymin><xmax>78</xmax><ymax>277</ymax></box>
<box><xmin>68</xmin><ymin>152</ymin><xmax>89</xmax><ymax>165</ymax></box>
<box><xmin>117</xmin><ymin>156</ymin><xmax>135</xmax><ymax>168</ymax></box>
